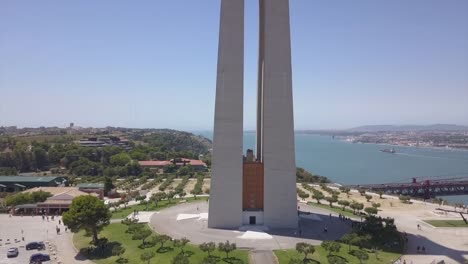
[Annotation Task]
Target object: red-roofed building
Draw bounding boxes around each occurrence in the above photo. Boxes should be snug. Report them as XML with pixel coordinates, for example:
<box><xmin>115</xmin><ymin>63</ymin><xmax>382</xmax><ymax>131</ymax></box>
<box><xmin>138</xmin><ymin>158</ymin><xmax>207</xmax><ymax>171</ymax></box>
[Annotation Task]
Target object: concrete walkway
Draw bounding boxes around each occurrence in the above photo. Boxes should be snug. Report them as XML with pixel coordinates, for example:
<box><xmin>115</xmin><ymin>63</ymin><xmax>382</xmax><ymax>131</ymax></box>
<box><xmin>250</xmin><ymin>250</ymin><xmax>278</xmax><ymax>264</ymax></box>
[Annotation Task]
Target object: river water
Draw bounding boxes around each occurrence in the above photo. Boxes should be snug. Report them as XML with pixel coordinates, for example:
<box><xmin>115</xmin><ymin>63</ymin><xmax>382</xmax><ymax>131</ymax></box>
<box><xmin>197</xmin><ymin>131</ymin><xmax>468</xmax><ymax>204</ymax></box>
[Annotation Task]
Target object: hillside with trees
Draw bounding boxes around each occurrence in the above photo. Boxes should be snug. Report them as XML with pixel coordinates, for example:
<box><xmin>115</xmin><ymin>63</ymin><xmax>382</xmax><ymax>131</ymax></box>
<box><xmin>0</xmin><ymin>129</ymin><xmax>212</xmax><ymax>177</ymax></box>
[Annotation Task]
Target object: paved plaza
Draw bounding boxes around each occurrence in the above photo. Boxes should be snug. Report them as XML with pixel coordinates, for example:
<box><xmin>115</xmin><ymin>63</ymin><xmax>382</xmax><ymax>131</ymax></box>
<box><xmin>0</xmin><ymin>214</ymin><xmax>91</xmax><ymax>264</ymax></box>
<box><xmin>149</xmin><ymin>201</ymin><xmax>352</xmax><ymax>251</ymax></box>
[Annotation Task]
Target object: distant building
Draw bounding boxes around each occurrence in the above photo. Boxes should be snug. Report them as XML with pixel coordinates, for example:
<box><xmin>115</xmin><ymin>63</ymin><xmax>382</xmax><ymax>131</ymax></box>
<box><xmin>76</xmin><ymin>136</ymin><xmax>132</xmax><ymax>151</ymax></box>
<box><xmin>15</xmin><ymin>187</ymin><xmax>98</xmax><ymax>215</ymax></box>
<box><xmin>76</xmin><ymin>183</ymin><xmax>105</xmax><ymax>199</ymax></box>
<box><xmin>0</xmin><ymin>176</ymin><xmax>67</xmax><ymax>192</ymax></box>
<box><xmin>139</xmin><ymin>158</ymin><xmax>207</xmax><ymax>171</ymax></box>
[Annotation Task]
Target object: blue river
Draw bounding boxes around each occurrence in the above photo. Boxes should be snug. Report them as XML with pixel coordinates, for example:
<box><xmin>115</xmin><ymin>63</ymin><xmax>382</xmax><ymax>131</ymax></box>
<box><xmin>196</xmin><ymin>131</ymin><xmax>468</xmax><ymax>204</ymax></box>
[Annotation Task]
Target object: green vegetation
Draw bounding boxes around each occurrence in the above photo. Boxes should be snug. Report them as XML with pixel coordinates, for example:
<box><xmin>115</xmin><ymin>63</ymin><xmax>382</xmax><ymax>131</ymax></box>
<box><xmin>63</xmin><ymin>195</ymin><xmax>111</xmax><ymax>243</ymax></box>
<box><xmin>159</xmin><ymin>175</ymin><xmax>175</xmax><ymax>191</ymax></box>
<box><xmin>424</xmin><ymin>220</ymin><xmax>468</xmax><ymax>227</ymax></box>
<box><xmin>175</xmin><ymin>176</ymin><xmax>189</xmax><ymax>193</ymax></box>
<box><xmin>297</xmin><ymin>188</ymin><xmax>309</xmax><ymax>201</ymax></box>
<box><xmin>4</xmin><ymin>190</ymin><xmax>51</xmax><ymax>206</ymax></box>
<box><xmin>296</xmin><ymin>167</ymin><xmax>330</xmax><ymax>183</ymax></box>
<box><xmin>110</xmin><ymin>197</ymin><xmax>208</xmax><ymax>219</ymax></box>
<box><xmin>307</xmin><ymin>202</ymin><xmax>357</xmax><ymax>219</ymax></box>
<box><xmin>274</xmin><ymin>242</ymin><xmax>400</xmax><ymax>264</ymax></box>
<box><xmin>278</xmin><ymin>214</ymin><xmax>403</xmax><ymax>263</ymax></box>
<box><xmin>191</xmin><ymin>174</ymin><xmax>204</xmax><ymax>196</ymax></box>
<box><xmin>399</xmin><ymin>195</ymin><xmax>411</xmax><ymax>204</ymax></box>
<box><xmin>73</xmin><ymin>223</ymin><xmax>248</xmax><ymax>264</ymax></box>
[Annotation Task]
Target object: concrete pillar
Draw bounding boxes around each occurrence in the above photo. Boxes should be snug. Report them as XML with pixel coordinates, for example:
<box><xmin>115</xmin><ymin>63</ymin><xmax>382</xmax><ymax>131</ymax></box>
<box><xmin>260</xmin><ymin>0</ymin><xmax>298</xmax><ymax>228</ymax></box>
<box><xmin>208</xmin><ymin>0</ymin><xmax>244</xmax><ymax>229</ymax></box>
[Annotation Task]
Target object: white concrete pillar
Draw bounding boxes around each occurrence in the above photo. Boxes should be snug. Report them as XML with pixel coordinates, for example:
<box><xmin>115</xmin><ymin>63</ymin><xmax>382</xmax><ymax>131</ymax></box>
<box><xmin>208</xmin><ymin>0</ymin><xmax>244</xmax><ymax>229</ymax></box>
<box><xmin>261</xmin><ymin>0</ymin><xmax>298</xmax><ymax>228</ymax></box>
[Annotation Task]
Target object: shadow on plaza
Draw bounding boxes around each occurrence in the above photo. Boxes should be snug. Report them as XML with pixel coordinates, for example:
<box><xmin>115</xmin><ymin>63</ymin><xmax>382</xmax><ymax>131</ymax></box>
<box><xmin>259</xmin><ymin>212</ymin><xmax>353</xmax><ymax>242</ymax></box>
<box><xmin>404</xmin><ymin>232</ymin><xmax>468</xmax><ymax>263</ymax></box>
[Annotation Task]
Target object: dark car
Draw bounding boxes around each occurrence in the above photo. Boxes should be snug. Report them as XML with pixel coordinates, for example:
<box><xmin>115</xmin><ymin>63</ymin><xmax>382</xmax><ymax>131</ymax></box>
<box><xmin>29</xmin><ymin>253</ymin><xmax>50</xmax><ymax>263</ymax></box>
<box><xmin>7</xmin><ymin>247</ymin><xmax>19</xmax><ymax>258</ymax></box>
<box><xmin>26</xmin><ymin>242</ymin><xmax>45</xmax><ymax>250</ymax></box>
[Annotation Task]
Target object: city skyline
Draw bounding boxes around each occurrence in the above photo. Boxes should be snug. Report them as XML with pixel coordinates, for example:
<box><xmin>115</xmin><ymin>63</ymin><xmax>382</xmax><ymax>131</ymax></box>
<box><xmin>1</xmin><ymin>0</ymin><xmax>468</xmax><ymax>130</ymax></box>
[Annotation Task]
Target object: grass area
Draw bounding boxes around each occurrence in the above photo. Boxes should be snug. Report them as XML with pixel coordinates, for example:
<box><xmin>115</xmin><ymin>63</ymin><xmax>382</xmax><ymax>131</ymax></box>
<box><xmin>424</xmin><ymin>219</ymin><xmax>468</xmax><ymax>227</ymax></box>
<box><xmin>274</xmin><ymin>243</ymin><xmax>401</xmax><ymax>264</ymax></box>
<box><xmin>111</xmin><ymin>197</ymin><xmax>208</xmax><ymax>219</ymax></box>
<box><xmin>306</xmin><ymin>202</ymin><xmax>360</xmax><ymax>219</ymax></box>
<box><xmin>73</xmin><ymin>223</ymin><xmax>248</xmax><ymax>264</ymax></box>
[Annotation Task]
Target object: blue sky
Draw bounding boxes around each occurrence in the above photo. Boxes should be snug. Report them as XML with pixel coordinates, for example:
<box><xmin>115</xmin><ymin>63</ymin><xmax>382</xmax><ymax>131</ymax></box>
<box><xmin>1</xmin><ymin>0</ymin><xmax>467</xmax><ymax>130</ymax></box>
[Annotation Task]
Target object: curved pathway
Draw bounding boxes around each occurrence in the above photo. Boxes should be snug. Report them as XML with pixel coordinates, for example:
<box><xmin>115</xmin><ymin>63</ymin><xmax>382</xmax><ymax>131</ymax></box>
<box><xmin>149</xmin><ymin>201</ymin><xmax>351</xmax><ymax>251</ymax></box>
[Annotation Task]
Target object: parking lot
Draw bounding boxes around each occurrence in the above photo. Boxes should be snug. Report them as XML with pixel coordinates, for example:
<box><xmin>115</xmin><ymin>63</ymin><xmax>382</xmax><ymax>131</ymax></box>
<box><xmin>0</xmin><ymin>214</ymin><xmax>91</xmax><ymax>264</ymax></box>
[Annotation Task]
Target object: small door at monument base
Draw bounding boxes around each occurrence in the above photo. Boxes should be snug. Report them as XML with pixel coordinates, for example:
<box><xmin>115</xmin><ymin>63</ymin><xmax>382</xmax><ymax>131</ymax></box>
<box><xmin>249</xmin><ymin>216</ymin><xmax>256</xmax><ymax>225</ymax></box>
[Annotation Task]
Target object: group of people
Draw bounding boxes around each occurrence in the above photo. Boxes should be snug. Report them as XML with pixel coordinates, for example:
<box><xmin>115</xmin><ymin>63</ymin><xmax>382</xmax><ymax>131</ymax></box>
<box><xmin>416</xmin><ymin>245</ymin><xmax>426</xmax><ymax>253</ymax></box>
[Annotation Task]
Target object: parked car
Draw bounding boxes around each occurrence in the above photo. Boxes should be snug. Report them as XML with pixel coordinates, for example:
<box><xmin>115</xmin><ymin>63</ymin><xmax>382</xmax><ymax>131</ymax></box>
<box><xmin>7</xmin><ymin>247</ymin><xmax>19</xmax><ymax>258</ymax></box>
<box><xmin>29</xmin><ymin>253</ymin><xmax>50</xmax><ymax>263</ymax></box>
<box><xmin>26</xmin><ymin>242</ymin><xmax>45</xmax><ymax>250</ymax></box>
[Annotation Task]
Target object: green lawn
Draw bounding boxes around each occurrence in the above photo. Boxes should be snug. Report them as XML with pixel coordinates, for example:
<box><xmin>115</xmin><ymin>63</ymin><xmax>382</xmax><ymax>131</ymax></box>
<box><xmin>424</xmin><ymin>219</ymin><xmax>468</xmax><ymax>227</ymax></box>
<box><xmin>274</xmin><ymin>243</ymin><xmax>401</xmax><ymax>264</ymax></box>
<box><xmin>73</xmin><ymin>223</ymin><xmax>248</xmax><ymax>264</ymax></box>
<box><xmin>111</xmin><ymin>197</ymin><xmax>208</xmax><ymax>219</ymax></box>
<box><xmin>306</xmin><ymin>202</ymin><xmax>360</xmax><ymax>219</ymax></box>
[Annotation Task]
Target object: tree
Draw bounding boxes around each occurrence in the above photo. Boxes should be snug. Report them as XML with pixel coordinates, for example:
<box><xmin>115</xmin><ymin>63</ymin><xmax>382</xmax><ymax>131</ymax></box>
<box><xmin>295</xmin><ymin>242</ymin><xmax>315</xmax><ymax>261</ymax></box>
<box><xmin>371</xmin><ymin>202</ymin><xmax>381</xmax><ymax>209</ymax></box>
<box><xmin>340</xmin><ymin>187</ymin><xmax>351</xmax><ymax>198</ymax></box>
<box><xmin>5</xmin><ymin>191</ymin><xmax>52</xmax><ymax>206</ymax></box>
<box><xmin>321</xmin><ymin>241</ymin><xmax>341</xmax><ymax>256</ymax></box>
<box><xmin>112</xmin><ymin>245</ymin><xmax>125</xmax><ymax>262</ymax></box>
<box><xmin>377</xmin><ymin>191</ymin><xmax>384</xmax><ymax>199</ymax></box>
<box><xmin>350</xmin><ymin>202</ymin><xmax>364</xmax><ymax>214</ymax></box>
<box><xmin>325</xmin><ymin>196</ymin><xmax>338</xmax><ymax>208</ymax></box>
<box><xmin>199</xmin><ymin>242</ymin><xmax>216</xmax><ymax>257</ymax></box>
<box><xmin>298</xmin><ymin>191</ymin><xmax>309</xmax><ymax>201</ymax></box>
<box><xmin>341</xmin><ymin>233</ymin><xmax>358</xmax><ymax>252</ymax></box>
<box><xmin>218</xmin><ymin>240</ymin><xmax>236</xmax><ymax>259</ymax></box>
<box><xmin>364</xmin><ymin>207</ymin><xmax>378</xmax><ymax>215</ymax></box>
<box><xmin>173</xmin><ymin>237</ymin><xmax>190</xmax><ymax>254</ymax></box>
<box><xmin>151</xmin><ymin>192</ymin><xmax>166</xmax><ymax>207</ymax></box>
<box><xmin>172</xmin><ymin>253</ymin><xmax>189</xmax><ymax>264</ymax></box>
<box><xmin>350</xmin><ymin>249</ymin><xmax>369</xmax><ymax>264</ymax></box>
<box><xmin>152</xmin><ymin>234</ymin><xmax>171</xmax><ymax>249</ymax></box>
<box><xmin>109</xmin><ymin>201</ymin><xmax>122</xmax><ymax>212</ymax></box>
<box><xmin>62</xmin><ymin>195</ymin><xmax>111</xmax><ymax>243</ymax></box>
<box><xmin>399</xmin><ymin>195</ymin><xmax>411</xmax><ymax>204</ymax></box>
<box><xmin>167</xmin><ymin>191</ymin><xmax>176</xmax><ymax>204</ymax></box>
<box><xmin>132</xmin><ymin>229</ymin><xmax>152</xmax><ymax>245</ymax></box>
<box><xmin>104</xmin><ymin>177</ymin><xmax>114</xmax><ymax>196</ymax></box>
<box><xmin>33</xmin><ymin>147</ymin><xmax>49</xmax><ymax>170</ymax></box>
<box><xmin>338</xmin><ymin>200</ymin><xmax>350</xmax><ymax>211</ymax></box>
<box><xmin>365</xmin><ymin>194</ymin><xmax>372</xmax><ymax>202</ymax></box>
<box><xmin>140</xmin><ymin>251</ymin><xmax>155</xmax><ymax>264</ymax></box>
<box><xmin>110</xmin><ymin>153</ymin><xmax>131</xmax><ymax>166</ymax></box>
<box><xmin>312</xmin><ymin>191</ymin><xmax>324</xmax><ymax>204</ymax></box>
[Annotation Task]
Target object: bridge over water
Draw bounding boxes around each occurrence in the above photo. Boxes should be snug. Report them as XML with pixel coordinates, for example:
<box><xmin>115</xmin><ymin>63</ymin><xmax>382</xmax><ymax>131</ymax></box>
<box><xmin>345</xmin><ymin>176</ymin><xmax>468</xmax><ymax>199</ymax></box>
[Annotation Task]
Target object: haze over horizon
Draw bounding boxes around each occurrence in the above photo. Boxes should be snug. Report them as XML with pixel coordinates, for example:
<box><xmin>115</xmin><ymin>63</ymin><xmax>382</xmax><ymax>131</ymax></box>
<box><xmin>1</xmin><ymin>0</ymin><xmax>468</xmax><ymax>130</ymax></box>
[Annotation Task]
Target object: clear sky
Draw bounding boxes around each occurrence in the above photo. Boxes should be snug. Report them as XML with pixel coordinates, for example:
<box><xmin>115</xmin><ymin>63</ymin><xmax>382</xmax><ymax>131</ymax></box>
<box><xmin>1</xmin><ymin>0</ymin><xmax>467</xmax><ymax>130</ymax></box>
